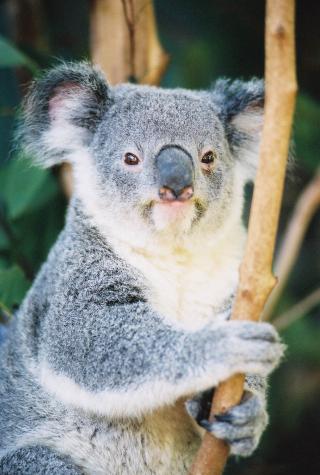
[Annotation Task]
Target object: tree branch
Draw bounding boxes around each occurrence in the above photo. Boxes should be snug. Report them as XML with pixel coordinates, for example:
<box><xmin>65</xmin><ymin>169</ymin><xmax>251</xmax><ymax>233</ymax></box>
<box><xmin>121</xmin><ymin>0</ymin><xmax>137</xmax><ymax>81</ymax></box>
<box><xmin>189</xmin><ymin>1</ymin><xmax>297</xmax><ymax>473</ymax></box>
<box><xmin>273</xmin><ymin>287</ymin><xmax>320</xmax><ymax>331</ymax></box>
<box><xmin>263</xmin><ymin>168</ymin><xmax>320</xmax><ymax>321</ymax></box>
<box><xmin>90</xmin><ymin>0</ymin><xmax>169</xmax><ymax>85</ymax></box>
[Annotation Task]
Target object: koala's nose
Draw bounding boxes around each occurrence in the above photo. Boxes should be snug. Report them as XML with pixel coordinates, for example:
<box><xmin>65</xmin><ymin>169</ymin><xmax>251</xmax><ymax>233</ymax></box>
<box><xmin>159</xmin><ymin>185</ymin><xmax>194</xmax><ymax>202</ymax></box>
<box><xmin>155</xmin><ymin>146</ymin><xmax>194</xmax><ymax>202</ymax></box>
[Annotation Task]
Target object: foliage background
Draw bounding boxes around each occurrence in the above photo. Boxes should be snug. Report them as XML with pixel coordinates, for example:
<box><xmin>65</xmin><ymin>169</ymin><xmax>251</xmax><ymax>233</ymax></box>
<box><xmin>0</xmin><ymin>1</ymin><xmax>319</xmax><ymax>473</ymax></box>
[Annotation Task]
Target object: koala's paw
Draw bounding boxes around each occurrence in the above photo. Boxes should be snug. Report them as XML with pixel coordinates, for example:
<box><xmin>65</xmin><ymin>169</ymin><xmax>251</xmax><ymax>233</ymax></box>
<box><xmin>199</xmin><ymin>391</ymin><xmax>268</xmax><ymax>457</ymax></box>
<box><xmin>210</xmin><ymin>321</ymin><xmax>285</xmax><ymax>379</ymax></box>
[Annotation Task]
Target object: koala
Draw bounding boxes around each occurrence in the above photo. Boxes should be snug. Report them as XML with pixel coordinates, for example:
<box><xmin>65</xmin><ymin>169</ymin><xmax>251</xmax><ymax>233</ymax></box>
<box><xmin>0</xmin><ymin>62</ymin><xmax>284</xmax><ymax>475</ymax></box>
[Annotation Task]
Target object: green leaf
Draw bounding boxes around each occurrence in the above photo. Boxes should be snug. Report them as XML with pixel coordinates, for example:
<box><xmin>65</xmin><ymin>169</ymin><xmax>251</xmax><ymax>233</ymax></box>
<box><xmin>282</xmin><ymin>316</ymin><xmax>320</xmax><ymax>363</ymax></box>
<box><xmin>0</xmin><ymin>35</ymin><xmax>38</xmax><ymax>72</ymax></box>
<box><xmin>0</xmin><ymin>227</ymin><xmax>10</xmax><ymax>250</ymax></box>
<box><xmin>12</xmin><ymin>190</ymin><xmax>66</xmax><ymax>271</ymax></box>
<box><xmin>0</xmin><ymin>156</ymin><xmax>59</xmax><ymax>220</ymax></box>
<box><xmin>0</xmin><ymin>265</ymin><xmax>30</xmax><ymax>311</ymax></box>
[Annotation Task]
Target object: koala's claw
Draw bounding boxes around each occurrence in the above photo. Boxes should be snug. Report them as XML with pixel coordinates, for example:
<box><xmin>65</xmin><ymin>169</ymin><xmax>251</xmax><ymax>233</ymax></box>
<box><xmin>203</xmin><ymin>391</ymin><xmax>267</xmax><ymax>457</ymax></box>
<box><xmin>240</xmin><ymin>325</ymin><xmax>279</xmax><ymax>342</ymax></box>
<box><xmin>185</xmin><ymin>388</ymin><xmax>214</xmax><ymax>423</ymax></box>
<box><xmin>187</xmin><ymin>391</ymin><xmax>268</xmax><ymax>457</ymax></box>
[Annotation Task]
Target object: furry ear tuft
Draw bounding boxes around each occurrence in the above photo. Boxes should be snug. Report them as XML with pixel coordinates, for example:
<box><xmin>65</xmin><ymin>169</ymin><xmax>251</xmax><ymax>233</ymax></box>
<box><xmin>19</xmin><ymin>62</ymin><xmax>111</xmax><ymax>167</ymax></box>
<box><xmin>211</xmin><ymin>78</ymin><xmax>264</xmax><ymax>181</ymax></box>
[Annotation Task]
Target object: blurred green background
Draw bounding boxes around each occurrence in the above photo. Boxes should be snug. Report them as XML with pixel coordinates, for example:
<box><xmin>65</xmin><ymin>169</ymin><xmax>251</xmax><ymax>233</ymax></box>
<box><xmin>0</xmin><ymin>1</ymin><xmax>319</xmax><ymax>474</ymax></box>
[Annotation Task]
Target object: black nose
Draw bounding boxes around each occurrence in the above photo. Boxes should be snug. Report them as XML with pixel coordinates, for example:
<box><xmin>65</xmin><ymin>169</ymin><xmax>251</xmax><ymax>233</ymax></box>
<box><xmin>155</xmin><ymin>146</ymin><xmax>194</xmax><ymax>202</ymax></box>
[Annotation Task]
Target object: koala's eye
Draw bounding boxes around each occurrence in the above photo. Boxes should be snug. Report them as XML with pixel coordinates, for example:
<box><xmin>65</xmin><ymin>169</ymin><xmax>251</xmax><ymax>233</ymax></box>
<box><xmin>201</xmin><ymin>151</ymin><xmax>216</xmax><ymax>165</ymax></box>
<box><xmin>124</xmin><ymin>153</ymin><xmax>140</xmax><ymax>166</ymax></box>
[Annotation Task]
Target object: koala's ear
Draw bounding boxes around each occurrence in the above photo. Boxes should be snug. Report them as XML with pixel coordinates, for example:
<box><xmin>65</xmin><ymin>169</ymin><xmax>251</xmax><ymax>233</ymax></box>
<box><xmin>211</xmin><ymin>78</ymin><xmax>264</xmax><ymax>181</ymax></box>
<box><xmin>20</xmin><ymin>62</ymin><xmax>111</xmax><ymax>167</ymax></box>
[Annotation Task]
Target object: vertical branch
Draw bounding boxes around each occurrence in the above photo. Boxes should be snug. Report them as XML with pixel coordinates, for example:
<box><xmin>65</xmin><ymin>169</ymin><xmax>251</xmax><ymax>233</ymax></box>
<box><xmin>7</xmin><ymin>0</ymin><xmax>48</xmax><ymax>90</ymax></box>
<box><xmin>90</xmin><ymin>0</ymin><xmax>169</xmax><ymax>85</ymax></box>
<box><xmin>90</xmin><ymin>0</ymin><xmax>128</xmax><ymax>84</ymax></box>
<box><xmin>121</xmin><ymin>0</ymin><xmax>136</xmax><ymax>81</ymax></box>
<box><xmin>189</xmin><ymin>1</ymin><xmax>297</xmax><ymax>474</ymax></box>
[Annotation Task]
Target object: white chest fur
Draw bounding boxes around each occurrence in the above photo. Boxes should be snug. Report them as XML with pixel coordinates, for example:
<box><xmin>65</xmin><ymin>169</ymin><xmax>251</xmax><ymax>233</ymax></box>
<box><xmin>108</xmin><ymin>224</ymin><xmax>246</xmax><ymax>331</ymax></box>
<box><xmin>72</xmin><ymin>153</ymin><xmax>247</xmax><ymax>331</ymax></box>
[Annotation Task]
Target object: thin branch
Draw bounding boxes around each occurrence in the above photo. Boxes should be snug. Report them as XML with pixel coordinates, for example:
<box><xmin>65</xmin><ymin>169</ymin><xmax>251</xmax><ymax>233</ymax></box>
<box><xmin>263</xmin><ymin>168</ymin><xmax>320</xmax><ymax>320</ymax></box>
<box><xmin>59</xmin><ymin>163</ymin><xmax>73</xmax><ymax>199</ymax></box>
<box><xmin>189</xmin><ymin>1</ymin><xmax>297</xmax><ymax>473</ymax></box>
<box><xmin>273</xmin><ymin>288</ymin><xmax>320</xmax><ymax>331</ymax></box>
<box><xmin>121</xmin><ymin>0</ymin><xmax>137</xmax><ymax>82</ymax></box>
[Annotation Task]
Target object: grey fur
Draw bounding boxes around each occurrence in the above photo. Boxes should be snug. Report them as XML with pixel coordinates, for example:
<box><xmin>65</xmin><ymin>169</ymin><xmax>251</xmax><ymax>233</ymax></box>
<box><xmin>0</xmin><ymin>62</ymin><xmax>283</xmax><ymax>474</ymax></box>
<box><xmin>0</xmin><ymin>447</ymin><xmax>82</xmax><ymax>475</ymax></box>
<box><xmin>191</xmin><ymin>389</ymin><xmax>268</xmax><ymax>457</ymax></box>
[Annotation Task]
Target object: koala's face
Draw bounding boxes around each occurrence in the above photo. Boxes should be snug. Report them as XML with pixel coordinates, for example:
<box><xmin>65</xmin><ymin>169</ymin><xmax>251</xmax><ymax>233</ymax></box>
<box><xmin>22</xmin><ymin>63</ymin><xmax>263</xmax><ymax>239</ymax></box>
<box><xmin>90</xmin><ymin>85</ymin><xmax>233</xmax><ymax>234</ymax></box>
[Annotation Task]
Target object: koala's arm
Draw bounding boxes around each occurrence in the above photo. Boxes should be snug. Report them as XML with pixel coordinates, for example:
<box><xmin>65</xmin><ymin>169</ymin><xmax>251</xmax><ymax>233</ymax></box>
<box><xmin>41</xmin><ymin>296</ymin><xmax>283</xmax><ymax>417</ymax></box>
<box><xmin>0</xmin><ymin>446</ymin><xmax>82</xmax><ymax>475</ymax></box>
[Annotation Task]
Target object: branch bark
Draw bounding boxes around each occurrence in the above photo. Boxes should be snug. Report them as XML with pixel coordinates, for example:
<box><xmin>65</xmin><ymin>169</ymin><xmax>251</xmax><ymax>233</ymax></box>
<box><xmin>189</xmin><ymin>1</ymin><xmax>297</xmax><ymax>474</ymax></box>
<box><xmin>90</xmin><ymin>0</ymin><xmax>169</xmax><ymax>85</ymax></box>
<box><xmin>263</xmin><ymin>168</ymin><xmax>320</xmax><ymax>321</ymax></box>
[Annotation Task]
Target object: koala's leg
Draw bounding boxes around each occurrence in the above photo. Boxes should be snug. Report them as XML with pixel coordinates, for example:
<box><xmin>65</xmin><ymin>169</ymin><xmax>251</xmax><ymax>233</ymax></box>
<box><xmin>186</xmin><ymin>375</ymin><xmax>268</xmax><ymax>457</ymax></box>
<box><xmin>0</xmin><ymin>446</ymin><xmax>83</xmax><ymax>475</ymax></box>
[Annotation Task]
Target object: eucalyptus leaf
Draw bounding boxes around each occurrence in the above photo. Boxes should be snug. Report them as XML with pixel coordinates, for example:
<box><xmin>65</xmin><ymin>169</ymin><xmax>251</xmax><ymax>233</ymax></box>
<box><xmin>0</xmin><ymin>157</ymin><xmax>59</xmax><ymax>220</ymax></box>
<box><xmin>12</xmin><ymin>191</ymin><xmax>66</xmax><ymax>271</ymax></box>
<box><xmin>0</xmin><ymin>265</ymin><xmax>30</xmax><ymax>311</ymax></box>
<box><xmin>282</xmin><ymin>317</ymin><xmax>320</xmax><ymax>363</ymax></box>
<box><xmin>0</xmin><ymin>35</ymin><xmax>38</xmax><ymax>72</ymax></box>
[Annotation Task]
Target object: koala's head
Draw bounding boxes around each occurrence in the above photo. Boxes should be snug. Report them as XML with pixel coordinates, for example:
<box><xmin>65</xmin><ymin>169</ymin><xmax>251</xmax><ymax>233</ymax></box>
<box><xmin>21</xmin><ymin>62</ymin><xmax>263</xmax><ymax>244</ymax></box>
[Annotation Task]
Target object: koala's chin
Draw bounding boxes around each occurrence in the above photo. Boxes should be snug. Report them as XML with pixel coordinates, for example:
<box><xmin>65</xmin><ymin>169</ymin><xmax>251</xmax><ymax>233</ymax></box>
<box><xmin>151</xmin><ymin>200</ymin><xmax>196</xmax><ymax>235</ymax></box>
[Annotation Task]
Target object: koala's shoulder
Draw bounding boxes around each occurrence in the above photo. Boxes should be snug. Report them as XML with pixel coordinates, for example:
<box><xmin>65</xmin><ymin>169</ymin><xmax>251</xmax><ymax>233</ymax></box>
<box><xmin>42</xmin><ymin>205</ymin><xmax>145</xmax><ymax>307</ymax></box>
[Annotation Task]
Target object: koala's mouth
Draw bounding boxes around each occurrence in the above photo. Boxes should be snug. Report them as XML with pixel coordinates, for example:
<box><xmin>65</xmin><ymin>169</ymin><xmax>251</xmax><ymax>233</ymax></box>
<box><xmin>140</xmin><ymin>198</ymin><xmax>207</xmax><ymax>232</ymax></box>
